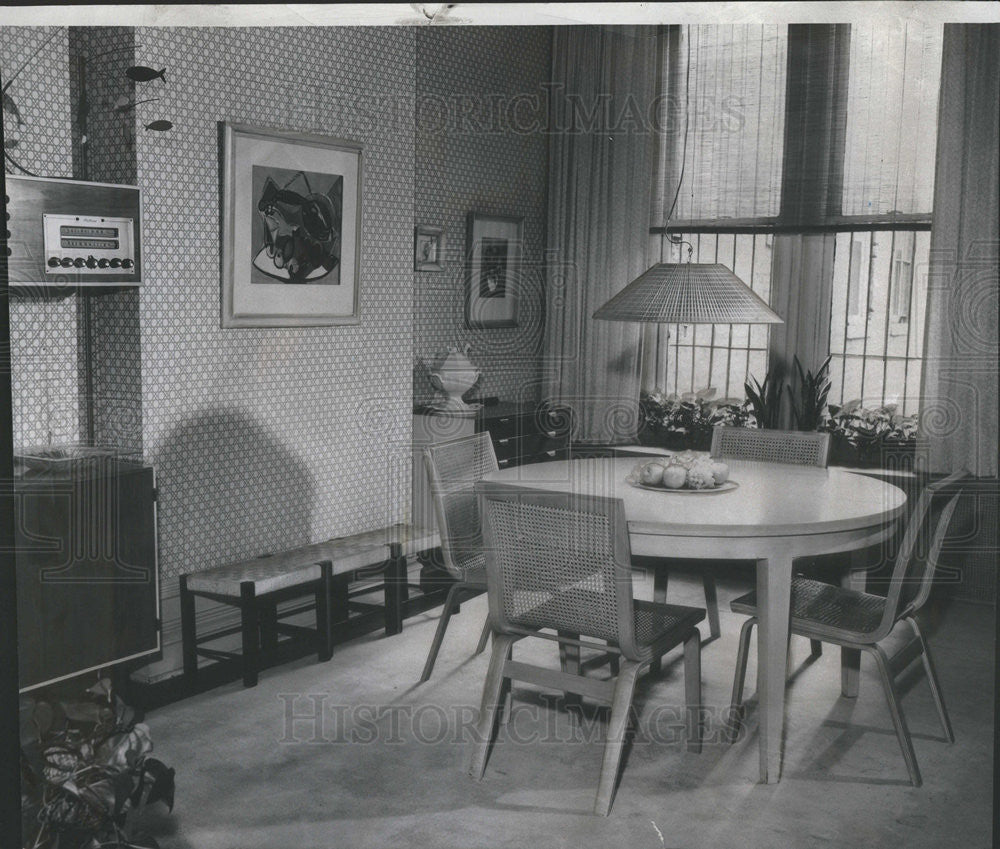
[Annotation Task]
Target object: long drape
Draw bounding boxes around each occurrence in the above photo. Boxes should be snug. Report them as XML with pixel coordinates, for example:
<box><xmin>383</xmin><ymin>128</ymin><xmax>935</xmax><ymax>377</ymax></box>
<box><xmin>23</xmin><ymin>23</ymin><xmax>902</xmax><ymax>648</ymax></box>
<box><xmin>544</xmin><ymin>26</ymin><xmax>658</xmax><ymax>443</ymax></box>
<box><xmin>920</xmin><ymin>24</ymin><xmax>1000</xmax><ymax>477</ymax></box>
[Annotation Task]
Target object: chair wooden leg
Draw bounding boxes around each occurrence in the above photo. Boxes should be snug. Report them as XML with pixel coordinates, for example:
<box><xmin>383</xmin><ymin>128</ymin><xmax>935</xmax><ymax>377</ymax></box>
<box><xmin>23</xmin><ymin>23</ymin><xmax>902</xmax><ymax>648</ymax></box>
<box><xmin>594</xmin><ymin>660</ymin><xmax>642</xmax><ymax>816</ymax></box>
<box><xmin>728</xmin><ymin>617</ymin><xmax>756</xmax><ymax>742</ymax></box>
<box><xmin>239</xmin><ymin>581</ymin><xmax>260</xmax><ymax>688</ymax></box>
<box><xmin>870</xmin><ymin>645</ymin><xmax>922</xmax><ymax>787</ymax></box>
<box><xmin>683</xmin><ymin>629</ymin><xmax>703</xmax><ymax>753</ymax></box>
<box><xmin>702</xmin><ymin>573</ymin><xmax>720</xmax><ymax>639</ymax></box>
<box><xmin>469</xmin><ymin>634</ymin><xmax>516</xmax><ymax>781</ymax></box>
<box><xmin>420</xmin><ymin>581</ymin><xmax>465</xmax><ymax>683</ymax></box>
<box><xmin>908</xmin><ymin>617</ymin><xmax>954</xmax><ymax>742</ymax></box>
<box><xmin>809</xmin><ymin>639</ymin><xmax>823</xmax><ymax>658</ymax></box>
<box><xmin>652</xmin><ymin>570</ymin><xmax>669</xmax><ymax>604</ymax></box>
<box><xmin>383</xmin><ymin>544</ymin><xmax>405</xmax><ymax>637</ymax></box>
<box><xmin>475</xmin><ymin>617</ymin><xmax>491</xmax><ymax>655</ymax></box>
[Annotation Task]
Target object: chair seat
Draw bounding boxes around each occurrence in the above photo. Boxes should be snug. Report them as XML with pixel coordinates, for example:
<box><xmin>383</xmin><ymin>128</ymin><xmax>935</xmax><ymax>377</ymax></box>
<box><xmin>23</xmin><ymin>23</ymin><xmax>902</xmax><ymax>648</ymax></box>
<box><xmin>633</xmin><ymin>599</ymin><xmax>705</xmax><ymax>648</ymax></box>
<box><xmin>731</xmin><ymin>576</ymin><xmax>887</xmax><ymax>640</ymax></box>
<box><xmin>455</xmin><ymin>551</ymin><xmax>487</xmax><ymax>584</ymax></box>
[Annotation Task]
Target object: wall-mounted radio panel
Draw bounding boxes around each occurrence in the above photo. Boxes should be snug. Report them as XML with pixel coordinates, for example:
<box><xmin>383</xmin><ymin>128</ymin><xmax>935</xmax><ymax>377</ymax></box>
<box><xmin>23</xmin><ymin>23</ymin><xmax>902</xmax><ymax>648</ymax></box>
<box><xmin>5</xmin><ymin>175</ymin><xmax>142</xmax><ymax>287</ymax></box>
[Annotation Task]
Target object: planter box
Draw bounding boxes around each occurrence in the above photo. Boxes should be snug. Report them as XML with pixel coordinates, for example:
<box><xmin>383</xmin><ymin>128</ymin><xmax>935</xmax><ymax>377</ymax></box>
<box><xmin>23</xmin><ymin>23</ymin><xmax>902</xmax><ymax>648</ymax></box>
<box><xmin>829</xmin><ymin>433</ymin><xmax>920</xmax><ymax>471</ymax></box>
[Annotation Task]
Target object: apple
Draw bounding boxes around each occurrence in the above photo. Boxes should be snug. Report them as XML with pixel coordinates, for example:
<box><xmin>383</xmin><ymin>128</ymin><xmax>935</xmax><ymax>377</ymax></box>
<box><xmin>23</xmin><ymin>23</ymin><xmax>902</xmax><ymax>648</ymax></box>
<box><xmin>661</xmin><ymin>465</ymin><xmax>687</xmax><ymax>489</ymax></box>
<box><xmin>639</xmin><ymin>462</ymin><xmax>664</xmax><ymax>486</ymax></box>
<box><xmin>711</xmin><ymin>461</ymin><xmax>730</xmax><ymax>484</ymax></box>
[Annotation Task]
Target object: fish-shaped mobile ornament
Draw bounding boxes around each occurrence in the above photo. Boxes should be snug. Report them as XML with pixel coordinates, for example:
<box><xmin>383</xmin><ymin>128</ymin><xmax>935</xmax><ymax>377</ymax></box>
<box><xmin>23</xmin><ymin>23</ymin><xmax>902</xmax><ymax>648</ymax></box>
<box><xmin>144</xmin><ymin>120</ymin><xmax>173</xmax><ymax>132</ymax></box>
<box><xmin>126</xmin><ymin>65</ymin><xmax>167</xmax><ymax>83</ymax></box>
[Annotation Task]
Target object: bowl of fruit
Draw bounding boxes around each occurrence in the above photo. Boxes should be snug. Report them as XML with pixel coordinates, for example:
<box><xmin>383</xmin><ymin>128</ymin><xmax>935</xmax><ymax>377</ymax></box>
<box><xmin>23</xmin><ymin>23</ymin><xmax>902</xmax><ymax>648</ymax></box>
<box><xmin>626</xmin><ymin>450</ymin><xmax>737</xmax><ymax>494</ymax></box>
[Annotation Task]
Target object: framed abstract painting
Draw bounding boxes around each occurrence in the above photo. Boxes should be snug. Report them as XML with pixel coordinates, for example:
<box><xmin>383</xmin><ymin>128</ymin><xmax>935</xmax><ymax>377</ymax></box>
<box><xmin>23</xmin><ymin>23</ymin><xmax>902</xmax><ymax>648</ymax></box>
<box><xmin>465</xmin><ymin>212</ymin><xmax>522</xmax><ymax>329</ymax></box>
<box><xmin>220</xmin><ymin>122</ymin><xmax>363</xmax><ymax>327</ymax></box>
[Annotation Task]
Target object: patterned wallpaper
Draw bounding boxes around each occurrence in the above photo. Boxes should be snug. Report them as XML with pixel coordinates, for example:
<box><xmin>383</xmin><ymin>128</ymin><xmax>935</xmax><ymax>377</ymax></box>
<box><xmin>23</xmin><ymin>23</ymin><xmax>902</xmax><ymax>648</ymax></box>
<box><xmin>1</xmin><ymin>26</ymin><xmax>81</xmax><ymax>449</ymax></box>
<box><xmin>133</xmin><ymin>27</ymin><xmax>416</xmax><ymax>580</ymax></box>
<box><xmin>412</xmin><ymin>27</ymin><xmax>551</xmax><ymax>407</ymax></box>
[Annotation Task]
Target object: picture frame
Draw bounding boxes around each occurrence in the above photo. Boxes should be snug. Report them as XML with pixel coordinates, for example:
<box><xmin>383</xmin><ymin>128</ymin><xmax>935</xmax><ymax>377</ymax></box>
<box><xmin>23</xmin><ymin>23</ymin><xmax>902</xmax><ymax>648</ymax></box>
<box><xmin>220</xmin><ymin>122</ymin><xmax>363</xmax><ymax>327</ymax></box>
<box><xmin>465</xmin><ymin>212</ymin><xmax>523</xmax><ymax>329</ymax></box>
<box><xmin>414</xmin><ymin>224</ymin><xmax>445</xmax><ymax>272</ymax></box>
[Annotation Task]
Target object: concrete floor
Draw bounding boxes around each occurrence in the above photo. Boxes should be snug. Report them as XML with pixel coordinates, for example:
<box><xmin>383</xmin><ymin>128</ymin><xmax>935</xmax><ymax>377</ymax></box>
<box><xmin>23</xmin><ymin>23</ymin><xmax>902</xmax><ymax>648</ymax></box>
<box><xmin>143</xmin><ymin>572</ymin><xmax>994</xmax><ymax>849</ymax></box>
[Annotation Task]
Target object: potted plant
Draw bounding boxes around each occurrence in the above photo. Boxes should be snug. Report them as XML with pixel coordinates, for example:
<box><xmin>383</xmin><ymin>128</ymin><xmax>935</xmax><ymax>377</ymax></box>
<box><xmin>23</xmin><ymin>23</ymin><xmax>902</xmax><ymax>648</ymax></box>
<box><xmin>20</xmin><ymin>678</ymin><xmax>176</xmax><ymax>849</ymax></box>
<box><xmin>639</xmin><ymin>388</ymin><xmax>750</xmax><ymax>450</ymax></box>
<box><xmin>788</xmin><ymin>355</ymin><xmax>832</xmax><ymax>432</ymax></box>
<box><xmin>822</xmin><ymin>400</ymin><xmax>920</xmax><ymax>468</ymax></box>
<box><xmin>744</xmin><ymin>369</ymin><xmax>784</xmax><ymax>429</ymax></box>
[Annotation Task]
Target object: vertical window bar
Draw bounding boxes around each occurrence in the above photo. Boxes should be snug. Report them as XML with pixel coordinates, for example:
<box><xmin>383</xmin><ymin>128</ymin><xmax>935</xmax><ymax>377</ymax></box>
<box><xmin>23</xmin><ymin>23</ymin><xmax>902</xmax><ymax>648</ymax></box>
<box><xmin>880</xmin><ymin>228</ymin><xmax>897</xmax><ymax>406</ymax></box>
<box><xmin>706</xmin><ymin>233</ymin><xmax>719</xmax><ymax>391</ymax></box>
<box><xmin>839</xmin><ymin>231</ymin><xmax>854</xmax><ymax>398</ymax></box>
<box><xmin>746</xmin><ymin>233</ymin><xmax>758</xmax><ymax>386</ymax></box>
<box><xmin>901</xmin><ymin>230</ymin><xmax>919</xmax><ymax>415</ymax></box>
<box><xmin>724</xmin><ymin>233</ymin><xmax>737</xmax><ymax>396</ymax></box>
<box><xmin>859</xmin><ymin>233</ymin><xmax>876</xmax><ymax>401</ymax></box>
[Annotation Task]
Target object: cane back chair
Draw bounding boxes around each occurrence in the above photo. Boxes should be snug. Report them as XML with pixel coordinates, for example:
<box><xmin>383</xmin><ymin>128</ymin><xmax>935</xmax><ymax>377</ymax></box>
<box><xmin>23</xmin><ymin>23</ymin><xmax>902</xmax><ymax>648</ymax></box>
<box><xmin>470</xmin><ymin>481</ymin><xmax>705</xmax><ymax>816</ymax></box>
<box><xmin>419</xmin><ymin>432</ymin><xmax>496</xmax><ymax>682</ymax></box>
<box><xmin>727</xmin><ymin>469</ymin><xmax>966</xmax><ymax>786</ymax></box>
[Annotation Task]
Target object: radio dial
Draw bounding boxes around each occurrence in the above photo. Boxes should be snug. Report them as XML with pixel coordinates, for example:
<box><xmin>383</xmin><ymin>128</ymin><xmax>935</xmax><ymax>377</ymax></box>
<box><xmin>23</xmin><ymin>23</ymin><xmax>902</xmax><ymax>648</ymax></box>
<box><xmin>121</xmin><ymin>258</ymin><xmax>134</xmax><ymax>269</ymax></box>
<box><xmin>85</xmin><ymin>255</ymin><xmax>98</xmax><ymax>269</ymax></box>
<box><xmin>109</xmin><ymin>258</ymin><xmax>122</xmax><ymax>268</ymax></box>
<box><xmin>60</xmin><ymin>257</ymin><xmax>74</xmax><ymax>268</ymax></box>
<box><xmin>48</xmin><ymin>257</ymin><xmax>61</xmax><ymax>268</ymax></box>
<box><xmin>73</xmin><ymin>257</ymin><xmax>86</xmax><ymax>268</ymax></box>
<box><xmin>97</xmin><ymin>258</ymin><xmax>110</xmax><ymax>269</ymax></box>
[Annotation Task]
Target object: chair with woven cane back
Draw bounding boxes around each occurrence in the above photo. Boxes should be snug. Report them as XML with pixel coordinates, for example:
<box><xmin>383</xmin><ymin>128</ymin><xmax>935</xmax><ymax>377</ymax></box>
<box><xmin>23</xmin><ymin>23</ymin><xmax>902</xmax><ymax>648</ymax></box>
<box><xmin>727</xmin><ymin>469</ymin><xmax>966</xmax><ymax>786</ymax></box>
<box><xmin>640</xmin><ymin>426</ymin><xmax>831</xmax><ymax>645</ymax></box>
<box><xmin>418</xmin><ymin>432</ymin><xmax>496</xmax><ymax>683</ymax></box>
<box><xmin>470</xmin><ymin>481</ymin><xmax>705</xmax><ymax>816</ymax></box>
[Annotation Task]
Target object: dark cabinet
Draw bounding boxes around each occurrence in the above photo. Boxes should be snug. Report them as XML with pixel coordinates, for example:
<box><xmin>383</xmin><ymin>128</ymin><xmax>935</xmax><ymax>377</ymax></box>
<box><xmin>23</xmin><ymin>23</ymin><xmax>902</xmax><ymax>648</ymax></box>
<box><xmin>478</xmin><ymin>402</ymin><xmax>572</xmax><ymax>468</ymax></box>
<box><xmin>14</xmin><ymin>454</ymin><xmax>160</xmax><ymax>692</ymax></box>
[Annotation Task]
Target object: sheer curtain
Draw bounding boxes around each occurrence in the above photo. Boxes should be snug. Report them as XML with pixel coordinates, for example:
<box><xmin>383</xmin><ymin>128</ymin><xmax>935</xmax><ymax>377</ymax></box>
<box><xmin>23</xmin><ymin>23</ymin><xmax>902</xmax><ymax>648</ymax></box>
<box><xmin>544</xmin><ymin>26</ymin><xmax>658</xmax><ymax>443</ymax></box>
<box><xmin>920</xmin><ymin>24</ymin><xmax>999</xmax><ymax>477</ymax></box>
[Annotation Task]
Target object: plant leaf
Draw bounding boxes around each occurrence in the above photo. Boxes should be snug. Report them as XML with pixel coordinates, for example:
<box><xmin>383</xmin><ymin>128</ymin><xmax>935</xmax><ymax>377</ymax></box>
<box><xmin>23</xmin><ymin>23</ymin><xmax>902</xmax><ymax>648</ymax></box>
<box><xmin>143</xmin><ymin>759</ymin><xmax>175</xmax><ymax>812</ymax></box>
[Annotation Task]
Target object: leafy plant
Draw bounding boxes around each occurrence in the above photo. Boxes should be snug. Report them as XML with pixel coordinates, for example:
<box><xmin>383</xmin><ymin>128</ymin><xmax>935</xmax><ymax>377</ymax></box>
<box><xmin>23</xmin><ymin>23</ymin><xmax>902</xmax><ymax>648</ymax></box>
<box><xmin>640</xmin><ymin>388</ymin><xmax>750</xmax><ymax>447</ymax></box>
<box><xmin>788</xmin><ymin>355</ymin><xmax>832</xmax><ymax>432</ymax></box>
<box><xmin>822</xmin><ymin>400</ymin><xmax>918</xmax><ymax>448</ymax></box>
<box><xmin>744</xmin><ymin>369</ymin><xmax>784</xmax><ymax>429</ymax></box>
<box><xmin>20</xmin><ymin>678</ymin><xmax>175</xmax><ymax>849</ymax></box>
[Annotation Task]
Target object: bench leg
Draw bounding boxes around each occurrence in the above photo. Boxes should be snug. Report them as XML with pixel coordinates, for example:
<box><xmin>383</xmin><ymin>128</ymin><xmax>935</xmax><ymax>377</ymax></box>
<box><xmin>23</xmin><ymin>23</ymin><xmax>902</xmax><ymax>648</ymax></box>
<box><xmin>384</xmin><ymin>543</ymin><xmax>405</xmax><ymax>637</ymax></box>
<box><xmin>180</xmin><ymin>575</ymin><xmax>198</xmax><ymax>682</ymax></box>
<box><xmin>316</xmin><ymin>562</ymin><xmax>333</xmax><ymax>662</ymax></box>
<box><xmin>240</xmin><ymin>581</ymin><xmax>260</xmax><ymax>687</ymax></box>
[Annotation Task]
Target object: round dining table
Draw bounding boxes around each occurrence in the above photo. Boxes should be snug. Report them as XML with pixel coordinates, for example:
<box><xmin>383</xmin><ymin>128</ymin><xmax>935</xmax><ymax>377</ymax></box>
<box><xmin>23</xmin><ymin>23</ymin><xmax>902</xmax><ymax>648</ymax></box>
<box><xmin>483</xmin><ymin>455</ymin><xmax>908</xmax><ymax>783</ymax></box>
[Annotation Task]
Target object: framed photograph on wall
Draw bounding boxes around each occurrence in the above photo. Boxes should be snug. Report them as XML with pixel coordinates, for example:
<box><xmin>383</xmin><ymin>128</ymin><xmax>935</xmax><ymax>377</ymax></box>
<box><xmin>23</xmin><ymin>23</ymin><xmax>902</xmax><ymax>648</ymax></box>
<box><xmin>465</xmin><ymin>212</ymin><xmax>522</xmax><ymax>329</ymax></box>
<box><xmin>414</xmin><ymin>224</ymin><xmax>445</xmax><ymax>272</ymax></box>
<box><xmin>220</xmin><ymin>122</ymin><xmax>363</xmax><ymax>327</ymax></box>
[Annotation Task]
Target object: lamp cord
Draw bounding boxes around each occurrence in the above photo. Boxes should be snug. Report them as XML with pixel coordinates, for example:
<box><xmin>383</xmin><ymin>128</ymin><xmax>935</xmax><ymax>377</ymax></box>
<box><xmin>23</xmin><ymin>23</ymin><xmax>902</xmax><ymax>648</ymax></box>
<box><xmin>661</xmin><ymin>25</ymin><xmax>693</xmax><ymax>232</ymax></box>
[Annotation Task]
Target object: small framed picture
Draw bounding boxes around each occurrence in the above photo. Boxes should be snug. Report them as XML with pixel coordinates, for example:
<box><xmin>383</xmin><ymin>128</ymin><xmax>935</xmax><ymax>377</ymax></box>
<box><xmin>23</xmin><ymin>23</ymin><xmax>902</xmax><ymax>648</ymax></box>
<box><xmin>465</xmin><ymin>212</ymin><xmax>523</xmax><ymax>328</ymax></box>
<box><xmin>414</xmin><ymin>225</ymin><xmax>445</xmax><ymax>272</ymax></box>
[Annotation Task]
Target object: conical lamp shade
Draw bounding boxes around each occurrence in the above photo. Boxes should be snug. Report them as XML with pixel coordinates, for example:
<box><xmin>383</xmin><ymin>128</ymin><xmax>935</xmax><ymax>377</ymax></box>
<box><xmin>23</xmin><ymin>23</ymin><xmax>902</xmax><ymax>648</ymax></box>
<box><xmin>593</xmin><ymin>263</ymin><xmax>783</xmax><ymax>324</ymax></box>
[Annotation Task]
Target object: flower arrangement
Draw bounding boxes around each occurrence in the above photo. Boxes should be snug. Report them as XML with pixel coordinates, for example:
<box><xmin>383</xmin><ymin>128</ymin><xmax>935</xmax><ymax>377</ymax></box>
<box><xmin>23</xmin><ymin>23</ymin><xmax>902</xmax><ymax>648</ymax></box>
<box><xmin>20</xmin><ymin>678</ymin><xmax>175</xmax><ymax>849</ymax></box>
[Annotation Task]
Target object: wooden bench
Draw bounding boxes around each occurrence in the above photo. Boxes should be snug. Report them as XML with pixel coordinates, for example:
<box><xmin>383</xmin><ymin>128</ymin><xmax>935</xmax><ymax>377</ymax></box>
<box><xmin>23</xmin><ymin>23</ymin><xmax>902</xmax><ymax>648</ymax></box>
<box><xmin>179</xmin><ymin>523</ymin><xmax>438</xmax><ymax>687</ymax></box>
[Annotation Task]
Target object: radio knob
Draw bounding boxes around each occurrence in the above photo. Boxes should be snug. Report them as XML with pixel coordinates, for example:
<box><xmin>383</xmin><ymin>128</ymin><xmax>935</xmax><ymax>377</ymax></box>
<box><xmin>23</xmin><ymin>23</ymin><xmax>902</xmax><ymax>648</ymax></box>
<box><xmin>121</xmin><ymin>258</ymin><xmax>133</xmax><ymax>269</ymax></box>
<box><xmin>97</xmin><ymin>258</ymin><xmax>110</xmax><ymax>269</ymax></box>
<box><xmin>60</xmin><ymin>257</ymin><xmax>74</xmax><ymax>267</ymax></box>
<box><xmin>73</xmin><ymin>257</ymin><xmax>86</xmax><ymax>268</ymax></box>
<box><xmin>48</xmin><ymin>257</ymin><xmax>61</xmax><ymax>268</ymax></box>
<box><xmin>109</xmin><ymin>258</ymin><xmax>122</xmax><ymax>268</ymax></box>
<box><xmin>85</xmin><ymin>255</ymin><xmax>98</xmax><ymax>269</ymax></box>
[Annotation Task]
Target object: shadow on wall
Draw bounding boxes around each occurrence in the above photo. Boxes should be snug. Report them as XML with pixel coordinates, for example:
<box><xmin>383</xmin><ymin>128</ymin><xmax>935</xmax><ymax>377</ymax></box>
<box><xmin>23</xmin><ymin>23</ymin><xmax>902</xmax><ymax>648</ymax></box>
<box><xmin>153</xmin><ymin>408</ymin><xmax>315</xmax><ymax>574</ymax></box>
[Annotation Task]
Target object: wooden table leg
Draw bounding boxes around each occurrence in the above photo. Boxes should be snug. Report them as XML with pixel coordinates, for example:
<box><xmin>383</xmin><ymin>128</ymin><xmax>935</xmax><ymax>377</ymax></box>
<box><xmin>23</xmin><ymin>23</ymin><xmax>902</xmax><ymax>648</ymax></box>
<box><xmin>756</xmin><ymin>554</ymin><xmax>793</xmax><ymax>784</ymax></box>
<box><xmin>840</xmin><ymin>547</ymin><xmax>869</xmax><ymax>697</ymax></box>
<box><xmin>383</xmin><ymin>543</ymin><xmax>405</xmax><ymax>637</ymax></box>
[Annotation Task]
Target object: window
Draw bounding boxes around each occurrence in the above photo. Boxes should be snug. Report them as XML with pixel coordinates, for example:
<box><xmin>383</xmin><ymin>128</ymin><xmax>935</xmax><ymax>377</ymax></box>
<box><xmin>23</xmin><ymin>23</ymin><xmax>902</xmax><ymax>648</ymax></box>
<box><xmin>645</xmin><ymin>22</ymin><xmax>943</xmax><ymax>416</ymax></box>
